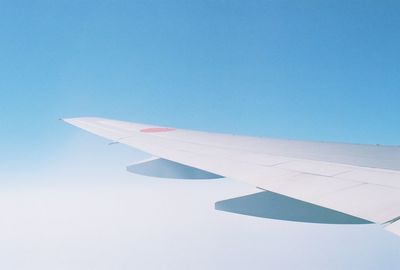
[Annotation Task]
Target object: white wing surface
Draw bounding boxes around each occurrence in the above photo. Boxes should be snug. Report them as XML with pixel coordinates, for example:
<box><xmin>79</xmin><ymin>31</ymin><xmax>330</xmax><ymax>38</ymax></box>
<box><xmin>63</xmin><ymin>117</ymin><xmax>400</xmax><ymax>236</ymax></box>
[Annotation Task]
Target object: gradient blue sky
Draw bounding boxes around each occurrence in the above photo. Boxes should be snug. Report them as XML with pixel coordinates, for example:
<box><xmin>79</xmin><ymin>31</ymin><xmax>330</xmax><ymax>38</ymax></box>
<box><xmin>1</xmin><ymin>0</ymin><xmax>400</xmax><ymax>269</ymax></box>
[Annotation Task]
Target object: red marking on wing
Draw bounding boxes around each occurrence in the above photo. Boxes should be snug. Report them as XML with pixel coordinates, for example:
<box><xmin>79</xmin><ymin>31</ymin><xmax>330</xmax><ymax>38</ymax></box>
<box><xmin>140</xmin><ymin>127</ymin><xmax>176</xmax><ymax>133</ymax></box>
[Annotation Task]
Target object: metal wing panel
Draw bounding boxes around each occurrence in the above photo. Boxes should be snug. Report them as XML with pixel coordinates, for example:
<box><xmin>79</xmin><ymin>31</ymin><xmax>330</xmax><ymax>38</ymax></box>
<box><xmin>63</xmin><ymin>117</ymin><xmax>400</xmax><ymax>226</ymax></box>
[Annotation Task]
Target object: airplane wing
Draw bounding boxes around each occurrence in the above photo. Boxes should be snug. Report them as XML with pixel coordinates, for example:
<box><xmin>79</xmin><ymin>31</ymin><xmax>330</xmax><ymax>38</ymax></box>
<box><xmin>63</xmin><ymin>117</ymin><xmax>400</xmax><ymax>236</ymax></box>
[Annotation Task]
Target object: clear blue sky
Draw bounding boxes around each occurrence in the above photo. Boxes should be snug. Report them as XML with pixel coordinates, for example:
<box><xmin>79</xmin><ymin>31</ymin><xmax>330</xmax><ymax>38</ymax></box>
<box><xmin>1</xmin><ymin>1</ymin><xmax>400</xmax><ymax>268</ymax></box>
<box><xmin>2</xmin><ymin>0</ymin><xmax>400</xmax><ymax>168</ymax></box>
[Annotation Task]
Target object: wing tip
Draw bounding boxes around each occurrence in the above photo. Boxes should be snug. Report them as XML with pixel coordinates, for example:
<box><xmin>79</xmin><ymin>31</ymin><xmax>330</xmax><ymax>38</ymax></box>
<box><xmin>60</xmin><ymin>117</ymin><xmax>78</xmax><ymax>125</ymax></box>
<box><xmin>60</xmin><ymin>116</ymin><xmax>101</xmax><ymax>124</ymax></box>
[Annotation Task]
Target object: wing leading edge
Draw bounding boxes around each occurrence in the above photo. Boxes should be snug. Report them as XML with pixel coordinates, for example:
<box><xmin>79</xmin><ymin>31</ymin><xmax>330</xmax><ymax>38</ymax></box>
<box><xmin>63</xmin><ymin>117</ymin><xmax>400</xmax><ymax>237</ymax></box>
